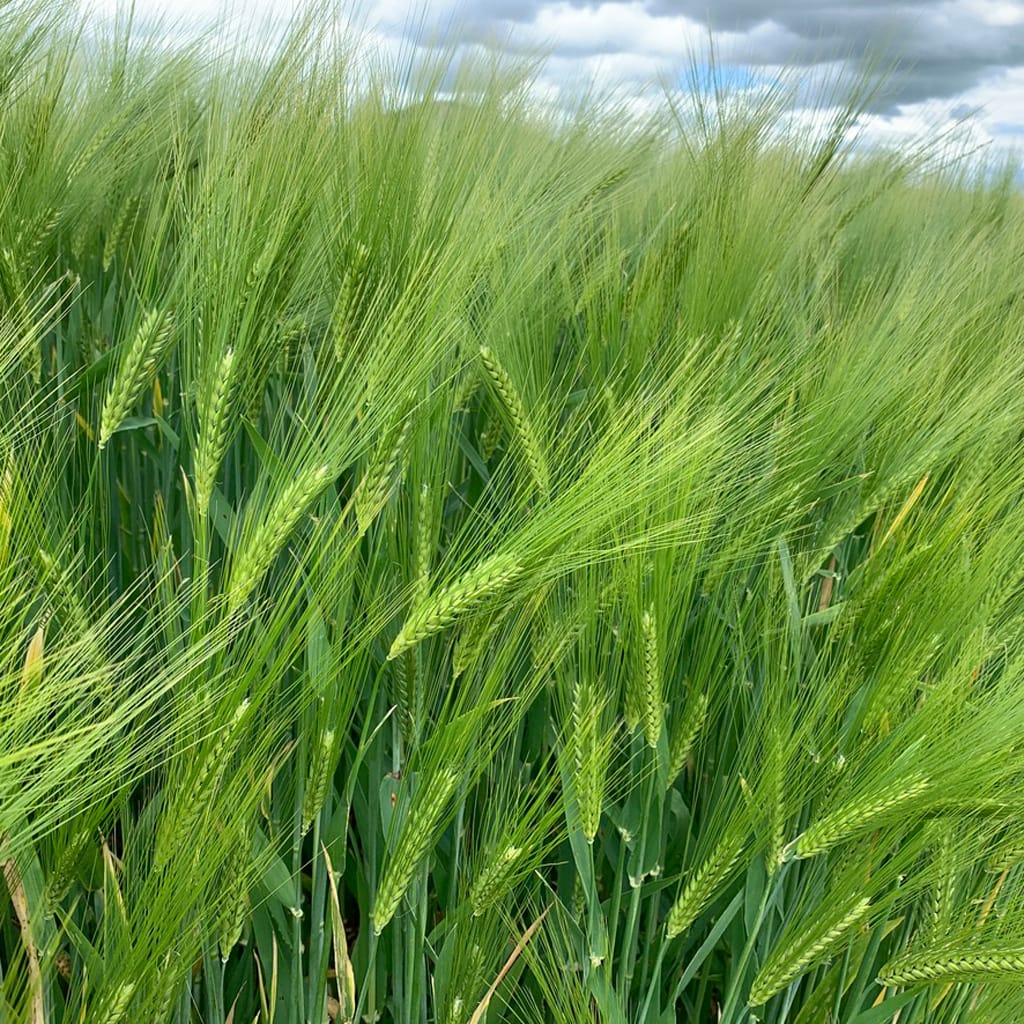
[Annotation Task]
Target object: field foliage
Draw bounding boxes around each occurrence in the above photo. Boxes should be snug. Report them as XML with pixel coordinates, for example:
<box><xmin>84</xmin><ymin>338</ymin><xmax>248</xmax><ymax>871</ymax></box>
<box><xmin>2</xmin><ymin>2</ymin><xmax>1024</xmax><ymax>1022</ymax></box>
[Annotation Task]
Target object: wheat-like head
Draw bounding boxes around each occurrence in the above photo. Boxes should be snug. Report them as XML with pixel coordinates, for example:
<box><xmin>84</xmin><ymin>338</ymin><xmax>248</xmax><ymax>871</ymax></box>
<box><xmin>388</xmin><ymin>552</ymin><xmax>522</xmax><ymax>660</ymax></box>
<box><xmin>98</xmin><ymin>308</ymin><xmax>174</xmax><ymax>449</ymax></box>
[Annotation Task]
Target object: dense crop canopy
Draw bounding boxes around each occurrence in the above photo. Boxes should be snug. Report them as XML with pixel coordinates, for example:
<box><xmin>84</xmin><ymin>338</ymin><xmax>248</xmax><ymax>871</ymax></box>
<box><xmin>1</xmin><ymin>3</ymin><xmax>1024</xmax><ymax>1022</ymax></box>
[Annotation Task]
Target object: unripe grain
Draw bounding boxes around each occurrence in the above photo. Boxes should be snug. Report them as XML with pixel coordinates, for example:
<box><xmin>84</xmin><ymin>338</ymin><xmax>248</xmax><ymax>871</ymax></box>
<box><xmin>388</xmin><ymin>552</ymin><xmax>522</xmax><ymax>660</ymax></box>
<box><xmin>98</xmin><ymin>308</ymin><xmax>174</xmax><ymax>449</ymax></box>
<box><xmin>789</xmin><ymin>777</ymin><xmax>930</xmax><ymax>860</ymax></box>
<box><xmin>479</xmin><ymin>346</ymin><xmax>549</xmax><ymax>497</ymax></box>
<box><xmin>227</xmin><ymin>464</ymin><xmax>332</xmax><ymax>612</ymax></box>
<box><xmin>195</xmin><ymin>347</ymin><xmax>237</xmax><ymax>518</ymax></box>
<box><xmin>749</xmin><ymin>898</ymin><xmax>871</xmax><ymax>1005</ymax></box>
<box><xmin>640</xmin><ymin>608</ymin><xmax>662</xmax><ymax>748</ymax></box>
<box><xmin>666</xmin><ymin>835</ymin><xmax>746</xmax><ymax>939</ymax></box>
<box><xmin>879</xmin><ymin>947</ymin><xmax>1024</xmax><ymax>986</ymax></box>
<box><xmin>372</xmin><ymin>766</ymin><xmax>459</xmax><ymax>934</ymax></box>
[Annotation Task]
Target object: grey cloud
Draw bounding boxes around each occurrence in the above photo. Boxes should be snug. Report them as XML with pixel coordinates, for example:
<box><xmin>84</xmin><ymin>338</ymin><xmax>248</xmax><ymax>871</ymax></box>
<box><xmin>414</xmin><ymin>0</ymin><xmax>1024</xmax><ymax>112</ymax></box>
<box><xmin>644</xmin><ymin>1</ymin><xmax>1024</xmax><ymax>109</ymax></box>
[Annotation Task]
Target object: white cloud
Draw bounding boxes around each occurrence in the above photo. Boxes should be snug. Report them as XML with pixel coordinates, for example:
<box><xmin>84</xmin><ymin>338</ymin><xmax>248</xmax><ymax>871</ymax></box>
<box><xmin>79</xmin><ymin>0</ymin><xmax>1024</xmax><ymax>152</ymax></box>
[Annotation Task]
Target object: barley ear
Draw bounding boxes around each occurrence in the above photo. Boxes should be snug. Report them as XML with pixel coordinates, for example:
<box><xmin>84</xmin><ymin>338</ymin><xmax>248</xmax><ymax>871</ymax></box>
<box><xmin>469</xmin><ymin>843</ymin><xmax>525</xmax><ymax>917</ymax></box>
<box><xmin>194</xmin><ymin>347</ymin><xmax>237</xmax><ymax>518</ymax></box>
<box><xmin>415</xmin><ymin>482</ymin><xmax>432</xmax><ymax>604</ymax></box>
<box><xmin>927</xmin><ymin>823</ymin><xmax>956</xmax><ymax>940</ymax></box>
<box><xmin>372</xmin><ymin>767</ymin><xmax>460</xmax><ymax>934</ymax></box>
<box><xmin>666</xmin><ymin>834</ymin><xmax>747</xmax><ymax>939</ymax></box>
<box><xmin>570</xmin><ymin>679</ymin><xmax>612</xmax><ymax>842</ymax></box>
<box><xmin>785</xmin><ymin>777</ymin><xmax>930</xmax><ymax>861</ymax></box>
<box><xmin>98</xmin><ymin>308</ymin><xmax>174</xmax><ymax>449</ymax></box>
<box><xmin>45</xmin><ymin>827</ymin><xmax>92</xmax><ymax>907</ymax></box>
<box><xmin>353</xmin><ymin>418</ymin><xmax>411</xmax><ymax>537</ymax></box>
<box><xmin>749</xmin><ymin>898</ymin><xmax>871</xmax><ymax>1005</ymax></box>
<box><xmin>879</xmin><ymin>947</ymin><xmax>1024</xmax><ymax>987</ymax></box>
<box><xmin>218</xmin><ymin>821</ymin><xmax>252</xmax><ymax>959</ymax></box>
<box><xmin>102</xmin><ymin>982</ymin><xmax>136</xmax><ymax>1024</ymax></box>
<box><xmin>452</xmin><ymin>365</ymin><xmax>479</xmax><ymax>412</ymax></box>
<box><xmin>332</xmin><ymin>242</ymin><xmax>369</xmax><ymax>361</ymax></box>
<box><xmin>302</xmin><ymin>728</ymin><xmax>339</xmax><ymax>835</ymax></box>
<box><xmin>19</xmin><ymin>617</ymin><xmax>47</xmax><ymax>701</ymax></box>
<box><xmin>452</xmin><ymin>612</ymin><xmax>502</xmax><ymax>679</ymax></box>
<box><xmin>388</xmin><ymin>552</ymin><xmax>522</xmax><ymax>660</ymax></box>
<box><xmin>392</xmin><ymin>654</ymin><xmax>421</xmax><ymax>751</ymax></box>
<box><xmin>666</xmin><ymin>690</ymin><xmax>708</xmax><ymax>790</ymax></box>
<box><xmin>154</xmin><ymin>699</ymin><xmax>250</xmax><ymax>869</ymax></box>
<box><xmin>640</xmin><ymin>608</ymin><xmax>662</xmax><ymax>748</ymax></box>
<box><xmin>227</xmin><ymin>464</ymin><xmax>332</xmax><ymax>613</ymax></box>
<box><xmin>0</xmin><ymin>450</ymin><xmax>13</xmax><ymax>567</ymax></box>
<box><xmin>479</xmin><ymin>346</ymin><xmax>549</xmax><ymax>497</ymax></box>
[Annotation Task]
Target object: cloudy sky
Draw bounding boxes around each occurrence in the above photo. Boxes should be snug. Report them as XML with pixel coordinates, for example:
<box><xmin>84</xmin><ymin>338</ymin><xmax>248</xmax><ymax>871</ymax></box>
<box><xmin>100</xmin><ymin>0</ymin><xmax>1024</xmax><ymax>158</ymax></box>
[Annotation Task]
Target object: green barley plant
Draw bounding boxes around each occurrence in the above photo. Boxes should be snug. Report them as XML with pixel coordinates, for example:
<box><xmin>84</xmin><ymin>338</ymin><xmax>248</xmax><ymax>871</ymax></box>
<box><xmin>1</xmin><ymin>2</ymin><xmax>1024</xmax><ymax>1022</ymax></box>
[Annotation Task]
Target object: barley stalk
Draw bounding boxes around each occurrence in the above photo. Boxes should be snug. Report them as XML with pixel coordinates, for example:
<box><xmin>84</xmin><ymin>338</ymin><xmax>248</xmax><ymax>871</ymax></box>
<box><xmin>879</xmin><ymin>947</ymin><xmax>1024</xmax><ymax>986</ymax></box>
<box><xmin>666</xmin><ymin>834</ymin><xmax>747</xmax><ymax>939</ymax></box>
<box><xmin>640</xmin><ymin>607</ymin><xmax>662</xmax><ymax>748</ymax></box>
<box><xmin>372</xmin><ymin>766</ymin><xmax>460</xmax><ymax>934</ymax></box>
<box><xmin>388</xmin><ymin>552</ymin><xmax>522</xmax><ymax>660</ymax></box>
<box><xmin>479</xmin><ymin>346</ymin><xmax>549</xmax><ymax>496</ymax></box>
<box><xmin>98</xmin><ymin>308</ymin><xmax>174</xmax><ymax>449</ymax></box>
<box><xmin>788</xmin><ymin>776</ymin><xmax>930</xmax><ymax>860</ymax></box>
<box><xmin>194</xmin><ymin>347</ymin><xmax>237</xmax><ymax>517</ymax></box>
<box><xmin>666</xmin><ymin>690</ymin><xmax>709</xmax><ymax>790</ymax></box>
<box><xmin>749</xmin><ymin>898</ymin><xmax>871</xmax><ymax>1005</ymax></box>
<box><xmin>227</xmin><ymin>464</ymin><xmax>332</xmax><ymax>612</ymax></box>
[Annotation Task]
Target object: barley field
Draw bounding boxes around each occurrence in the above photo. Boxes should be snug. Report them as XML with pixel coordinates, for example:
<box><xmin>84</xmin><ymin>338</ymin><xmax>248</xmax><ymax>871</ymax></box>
<box><xmin>2</xmin><ymin>3</ymin><xmax>1024</xmax><ymax>1022</ymax></box>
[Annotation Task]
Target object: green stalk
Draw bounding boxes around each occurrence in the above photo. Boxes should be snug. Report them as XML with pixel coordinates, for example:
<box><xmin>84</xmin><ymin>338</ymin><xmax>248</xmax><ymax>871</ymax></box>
<box><xmin>291</xmin><ymin>732</ymin><xmax>306</xmax><ymax>1024</ymax></box>
<box><xmin>719</xmin><ymin>861</ymin><xmax>790</xmax><ymax>1024</ymax></box>
<box><xmin>619</xmin><ymin>746</ymin><xmax>656</xmax><ymax>987</ymax></box>
<box><xmin>307</xmin><ymin>816</ymin><xmax>330</xmax><ymax>1024</ymax></box>
<box><xmin>607</xmin><ymin>827</ymin><xmax>628</xmax><ymax>958</ymax></box>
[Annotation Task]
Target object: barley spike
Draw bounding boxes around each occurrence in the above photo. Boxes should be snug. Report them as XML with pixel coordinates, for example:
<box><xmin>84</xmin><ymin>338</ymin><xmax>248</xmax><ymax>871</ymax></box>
<box><xmin>789</xmin><ymin>777</ymin><xmax>930</xmax><ymax>860</ymax></box>
<box><xmin>479</xmin><ymin>346</ymin><xmax>549</xmax><ymax>497</ymax></box>
<box><xmin>372</xmin><ymin>767</ymin><xmax>460</xmax><ymax>934</ymax></box>
<box><xmin>388</xmin><ymin>552</ymin><xmax>522</xmax><ymax>660</ymax></box>
<box><xmin>749</xmin><ymin>898</ymin><xmax>871</xmax><ymax>1005</ymax></box>
<box><xmin>666</xmin><ymin>834</ymin><xmax>746</xmax><ymax>938</ymax></box>
<box><xmin>879</xmin><ymin>947</ymin><xmax>1024</xmax><ymax>987</ymax></box>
